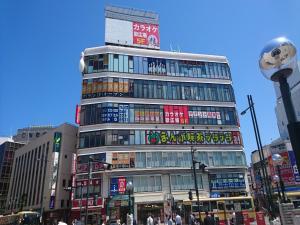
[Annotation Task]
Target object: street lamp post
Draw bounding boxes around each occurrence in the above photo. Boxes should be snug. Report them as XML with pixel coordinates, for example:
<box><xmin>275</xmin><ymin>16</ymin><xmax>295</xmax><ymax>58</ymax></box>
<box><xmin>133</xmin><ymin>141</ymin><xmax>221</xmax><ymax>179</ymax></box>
<box><xmin>241</xmin><ymin>95</ymin><xmax>274</xmax><ymax>216</ymax></box>
<box><xmin>126</xmin><ymin>181</ymin><xmax>134</xmax><ymax>216</ymax></box>
<box><xmin>259</xmin><ymin>37</ymin><xmax>300</xmax><ymax>172</ymax></box>
<box><xmin>272</xmin><ymin>154</ymin><xmax>287</xmax><ymax>203</ymax></box>
<box><xmin>191</xmin><ymin>147</ymin><xmax>207</xmax><ymax>225</ymax></box>
<box><xmin>272</xmin><ymin>175</ymin><xmax>282</xmax><ymax>202</ymax></box>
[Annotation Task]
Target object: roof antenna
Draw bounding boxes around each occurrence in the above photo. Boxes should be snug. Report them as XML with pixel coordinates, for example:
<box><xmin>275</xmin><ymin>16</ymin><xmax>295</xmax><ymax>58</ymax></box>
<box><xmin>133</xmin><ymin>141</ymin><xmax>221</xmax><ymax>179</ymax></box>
<box><xmin>170</xmin><ymin>43</ymin><xmax>173</xmax><ymax>52</ymax></box>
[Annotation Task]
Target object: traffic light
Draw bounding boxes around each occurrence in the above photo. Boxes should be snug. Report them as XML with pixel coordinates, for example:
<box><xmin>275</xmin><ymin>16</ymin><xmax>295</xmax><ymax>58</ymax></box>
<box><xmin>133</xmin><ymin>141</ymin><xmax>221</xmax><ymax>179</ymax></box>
<box><xmin>188</xmin><ymin>190</ymin><xmax>193</xmax><ymax>201</ymax></box>
<box><xmin>93</xmin><ymin>195</ymin><xmax>98</xmax><ymax>206</ymax></box>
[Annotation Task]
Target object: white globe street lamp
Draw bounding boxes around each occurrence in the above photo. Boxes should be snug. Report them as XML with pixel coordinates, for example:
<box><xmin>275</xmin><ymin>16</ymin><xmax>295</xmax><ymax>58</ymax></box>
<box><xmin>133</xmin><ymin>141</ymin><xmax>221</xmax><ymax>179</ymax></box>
<box><xmin>259</xmin><ymin>37</ymin><xmax>300</xmax><ymax>175</ymax></box>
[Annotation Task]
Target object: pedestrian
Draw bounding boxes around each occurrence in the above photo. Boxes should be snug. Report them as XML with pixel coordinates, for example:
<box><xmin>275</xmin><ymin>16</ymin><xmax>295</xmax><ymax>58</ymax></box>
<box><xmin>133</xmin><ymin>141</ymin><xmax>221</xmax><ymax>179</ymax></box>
<box><xmin>230</xmin><ymin>211</ymin><xmax>236</xmax><ymax>225</ymax></box>
<box><xmin>147</xmin><ymin>215</ymin><xmax>154</xmax><ymax>225</ymax></box>
<box><xmin>167</xmin><ymin>216</ymin><xmax>173</xmax><ymax>225</ymax></box>
<box><xmin>164</xmin><ymin>215</ymin><xmax>169</xmax><ymax>225</ymax></box>
<box><xmin>117</xmin><ymin>219</ymin><xmax>121</xmax><ymax>225</ymax></box>
<box><xmin>175</xmin><ymin>213</ymin><xmax>182</xmax><ymax>225</ymax></box>
<box><xmin>189</xmin><ymin>213</ymin><xmax>195</xmax><ymax>225</ymax></box>
<box><xmin>203</xmin><ymin>212</ymin><xmax>214</xmax><ymax>225</ymax></box>
<box><xmin>210</xmin><ymin>213</ymin><xmax>216</xmax><ymax>225</ymax></box>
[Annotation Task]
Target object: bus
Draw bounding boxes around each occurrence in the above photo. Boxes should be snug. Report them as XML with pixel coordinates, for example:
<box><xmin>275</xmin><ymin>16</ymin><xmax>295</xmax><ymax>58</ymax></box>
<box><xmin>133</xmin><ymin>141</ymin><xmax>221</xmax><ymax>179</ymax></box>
<box><xmin>0</xmin><ymin>211</ymin><xmax>40</xmax><ymax>225</ymax></box>
<box><xmin>184</xmin><ymin>196</ymin><xmax>255</xmax><ymax>224</ymax></box>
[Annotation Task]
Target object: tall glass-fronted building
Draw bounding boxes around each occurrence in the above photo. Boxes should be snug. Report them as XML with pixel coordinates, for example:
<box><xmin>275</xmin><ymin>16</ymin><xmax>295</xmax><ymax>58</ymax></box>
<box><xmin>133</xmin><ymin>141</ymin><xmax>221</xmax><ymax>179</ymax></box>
<box><xmin>72</xmin><ymin>6</ymin><xmax>248</xmax><ymax>225</ymax></box>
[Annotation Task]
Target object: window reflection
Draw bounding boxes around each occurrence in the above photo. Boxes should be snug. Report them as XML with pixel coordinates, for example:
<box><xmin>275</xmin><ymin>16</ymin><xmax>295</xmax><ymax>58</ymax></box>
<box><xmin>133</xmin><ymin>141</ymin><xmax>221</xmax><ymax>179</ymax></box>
<box><xmin>84</xmin><ymin>54</ymin><xmax>231</xmax><ymax>79</ymax></box>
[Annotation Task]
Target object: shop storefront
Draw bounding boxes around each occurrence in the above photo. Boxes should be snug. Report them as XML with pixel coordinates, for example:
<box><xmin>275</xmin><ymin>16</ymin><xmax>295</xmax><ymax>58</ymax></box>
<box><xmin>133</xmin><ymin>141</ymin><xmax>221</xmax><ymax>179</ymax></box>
<box><xmin>107</xmin><ymin>195</ymin><xmax>131</xmax><ymax>224</ymax></box>
<box><xmin>137</xmin><ymin>203</ymin><xmax>164</xmax><ymax>225</ymax></box>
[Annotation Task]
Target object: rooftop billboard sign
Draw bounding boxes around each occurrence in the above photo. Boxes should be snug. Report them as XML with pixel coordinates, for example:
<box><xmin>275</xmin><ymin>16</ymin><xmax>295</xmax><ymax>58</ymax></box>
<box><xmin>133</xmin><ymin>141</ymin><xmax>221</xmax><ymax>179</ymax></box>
<box><xmin>105</xmin><ymin>6</ymin><xmax>160</xmax><ymax>50</ymax></box>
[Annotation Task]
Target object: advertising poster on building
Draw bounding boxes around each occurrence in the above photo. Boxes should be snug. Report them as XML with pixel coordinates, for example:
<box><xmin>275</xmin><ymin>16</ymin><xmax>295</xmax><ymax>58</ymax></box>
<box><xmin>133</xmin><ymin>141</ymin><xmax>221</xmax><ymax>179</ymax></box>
<box><xmin>133</xmin><ymin>22</ymin><xmax>159</xmax><ymax>48</ymax></box>
<box><xmin>105</xmin><ymin>18</ymin><xmax>160</xmax><ymax>49</ymax></box>
<box><xmin>288</xmin><ymin>151</ymin><xmax>300</xmax><ymax>183</ymax></box>
<box><xmin>145</xmin><ymin>130</ymin><xmax>241</xmax><ymax>145</ymax></box>
<box><xmin>268</xmin><ymin>151</ymin><xmax>295</xmax><ymax>185</ymax></box>
<box><xmin>148</xmin><ymin>58</ymin><xmax>166</xmax><ymax>75</ymax></box>
<box><xmin>112</xmin><ymin>152</ymin><xmax>135</xmax><ymax>169</ymax></box>
<box><xmin>118</xmin><ymin>177</ymin><xmax>126</xmax><ymax>194</ymax></box>
<box><xmin>164</xmin><ymin>105</ymin><xmax>189</xmax><ymax>124</ymax></box>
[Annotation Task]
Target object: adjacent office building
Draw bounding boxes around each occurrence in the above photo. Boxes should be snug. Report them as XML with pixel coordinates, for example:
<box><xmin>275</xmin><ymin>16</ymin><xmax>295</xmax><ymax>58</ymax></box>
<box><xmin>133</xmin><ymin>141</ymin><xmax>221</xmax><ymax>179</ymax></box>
<box><xmin>6</xmin><ymin>123</ymin><xmax>77</xmax><ymax>225</ymax></box>
<box><xmin>250</xmin><ymin>138</ymin><xmax>300</xmax><ymax>208</ymax></box>
<box><xmin>13</xmin><ymin>125</ymin><xmax>55</xmax><ymax>144</ymax></box>
<box><xmin>72</xmin><ymin>6</ymin><xmax>248</xmax><ymax>225</ymax></box>
<box><xmin>0</xmin><ymin>141</ymin><xmax>24</xmax><ymax>214</ymax></box>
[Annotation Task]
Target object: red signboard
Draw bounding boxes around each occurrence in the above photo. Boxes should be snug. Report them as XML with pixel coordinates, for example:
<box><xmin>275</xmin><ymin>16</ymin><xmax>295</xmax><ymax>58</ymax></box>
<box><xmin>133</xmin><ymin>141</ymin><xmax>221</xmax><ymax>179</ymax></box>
<box><xmin>75</xmin><ymin>105</ymin><xmax>81</xmax><ymax>124</ymax></box>
<box><xmin>268</xmin><ymin>151</ymin><xmax>295</xmax><ymax>185</ymax></box>
<box><xmin>118</xmin><ymin>177</ymin><xmax>126</xmax><ymax>194</ymax></box>
<box><xmin>132</xmin><ymin>22</ymin><xmax>159</xmax><ymax>48</ymax></box>
<box><xmin>72</xmin><ymin>197</ymin><xmax>103</xmax><ymax>208</ymax></box>
<box><xmin>164</xmin><ymin>105</ymin><xmax>189</xmax><ymax>124</ymax></box>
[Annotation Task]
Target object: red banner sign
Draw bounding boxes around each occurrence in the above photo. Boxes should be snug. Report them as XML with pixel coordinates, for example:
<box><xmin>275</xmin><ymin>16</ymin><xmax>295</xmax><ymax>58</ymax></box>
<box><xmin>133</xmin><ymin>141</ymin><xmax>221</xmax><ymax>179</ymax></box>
<box><xmin>72</xmin><ymin>197</ymin><xmax>103</xmax><ymax>208</ymax></box>
<box><xmin>164</xmin><ymin>105</ymin><xmax>189</xmax><ymax>124</ymax></box>
<box><xmin>133</xmin><ymin>22</ymin><xmax>159</xmax><ymax>48</ymax></box>
<box><xmin>118</xmin><ymin>177</ymin><xmax>126</xmax><ymax>194</ymax></box>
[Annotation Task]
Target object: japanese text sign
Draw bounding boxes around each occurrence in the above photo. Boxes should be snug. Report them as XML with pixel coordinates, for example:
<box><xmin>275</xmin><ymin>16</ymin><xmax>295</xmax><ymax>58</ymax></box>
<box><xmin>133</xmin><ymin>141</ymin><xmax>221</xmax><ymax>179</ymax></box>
<box><xmin>133</xmin><ymin>22</ymin><xmax>159</xmax><ymax>48</ymax></box>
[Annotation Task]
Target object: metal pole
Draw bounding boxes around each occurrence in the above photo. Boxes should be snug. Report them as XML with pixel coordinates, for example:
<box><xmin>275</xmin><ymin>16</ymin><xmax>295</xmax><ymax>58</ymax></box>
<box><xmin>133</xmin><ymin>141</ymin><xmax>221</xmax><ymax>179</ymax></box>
<box><xmin>86</xmin><ymin>159</ymin><xmax>91</xmax><ymax>225</ymax></box>
<box><xmin>278</xmin><ymin>76</ymin><xmax>300</xmax><ymax>175</ymax></box>
<box><xmin>80</xmin><ymin>183</ymin><xmax>83</xmax><ymax>222</ymax></box>
<box><xmin>276</xmin><ymin>183</ymin><xmax>282</xmax><ymax>202</ymax></box>
<box><xmin>276</xmin><ymin>165</ymin><xmax>287</xmax><ymax>203</ymax></box>
<box><xmin>128</xmin><ymin>191</ymin><xmax>131</xmax><ymax>214</ymax></box>
<box><xmin>191</xmin><ymin>147</ymin><xmax>202</xmax><ymax>224</ymax></box>
<box><xmin>248</xmin><ymin>95</ymin><xmax>274</xmax><ymax>215</ymax></box>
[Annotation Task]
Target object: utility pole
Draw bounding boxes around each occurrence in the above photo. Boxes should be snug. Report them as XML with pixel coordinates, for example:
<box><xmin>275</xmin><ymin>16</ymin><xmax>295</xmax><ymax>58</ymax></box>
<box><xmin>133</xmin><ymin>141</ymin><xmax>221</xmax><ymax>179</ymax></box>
<box><xmin>191</xmin><ymin>147</ymin><xmax>204</xmax><ymax>225</ymax></box>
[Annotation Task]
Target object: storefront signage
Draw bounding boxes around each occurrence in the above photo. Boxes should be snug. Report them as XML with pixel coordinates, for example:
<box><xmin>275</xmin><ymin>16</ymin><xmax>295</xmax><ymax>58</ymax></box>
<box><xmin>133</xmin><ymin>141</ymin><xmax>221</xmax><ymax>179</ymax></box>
<box><xmin>103</xmin><ymin>104</ymin><xmax>129</xmax><ymax>123</ymax></box>
<box><xmin>118</xmin><ymin>177</ymin><xmax>126</xmax><ymax>193</ymax></box>
<box><xmin>133</xmin><ymin>22</ymin><xmax>159</xmax><ymax>48</ymax></box>
<box><xmin>268</xmin><ymin>151</ymin><xmax>296</xmax><ymax>186</ymax></box>
<box><xmin>188</xmin><ymin>111</ymin><xmax>221</xmax><ymax>119</ymax></box>
<box><xmin>145</xmin><ymin>130</ymin><xmax>241</xmax><ymax>145</ymax></box>
<box><xmin>164</xmin><ymin>105</ymin><xmax>189</xmax><ymax>124</ymax></box>
<box><xmin>110</xmin><ymin>177</ymin><xmax>128</xmax><ymax>196</ymax></box>
<box><xmin>210</xmin><ymin>192</ymin><xmax>221</xmax><ymax>198</ymax></box>
<box><xmin>210</xmin><ymin>174</ymin><xmax>245</xmax><ymax>190</ymax></box>
<box><xmin>112</xmin><ymin>152</ymin><xmax>135</xmax><ymax>169</ymax></box>
<box><xmin>75</xmin><ymin>105</ymin><xmax>81</xmax><ymax>124</ymax></box>
<box><xmin>288</xmin><ymin>151</ymin><xmax>300</xmax><ymax>182</ymax></box>
<box><xmin>77</xmin><ymin>153</ymin><xmax>106</xmax><ymax>173</ymax></box>
<box><xmin>53</xmin><ymin>132</ymin><xmax>62</xmax><ymax>152</ymax></box>
<box><xmin>72</xmin><ymin>198</ymin><xmax>103</xmax><ymax>208</ymax></box>
<box><xmin>49</xmin><ymin>132</ymin><xmax>62</xmax><ymax>210</ymax></box>
<box><xmin>49</xmin><ymin>196</ymin><xmax>55</xmax><ymax>209</ymax></box>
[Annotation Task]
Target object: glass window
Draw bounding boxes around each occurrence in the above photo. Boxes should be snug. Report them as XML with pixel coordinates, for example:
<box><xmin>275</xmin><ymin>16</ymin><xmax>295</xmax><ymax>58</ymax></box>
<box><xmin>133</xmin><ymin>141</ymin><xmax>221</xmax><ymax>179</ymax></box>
<box><xmin>113</xmin><ymin>54</ymin><xmax>119</xmax><ymax>72</ymax></box>
<box><xmin>124</xmin><ymin>55</ymin><xmax>129</xmax><ymax>73</ymax></box>
<box><xmin>119</xmin><ymin>55</ymin><xmax>124</xmax><ymax>73</ymax></box>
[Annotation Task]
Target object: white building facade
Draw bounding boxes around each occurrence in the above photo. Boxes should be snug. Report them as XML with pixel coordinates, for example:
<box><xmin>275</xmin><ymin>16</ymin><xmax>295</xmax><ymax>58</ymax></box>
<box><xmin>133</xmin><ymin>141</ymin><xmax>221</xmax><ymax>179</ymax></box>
<box><xmin>71</xmin><ymin>6</ymin><xmax>248</xmax><ymax>225</ymax></box>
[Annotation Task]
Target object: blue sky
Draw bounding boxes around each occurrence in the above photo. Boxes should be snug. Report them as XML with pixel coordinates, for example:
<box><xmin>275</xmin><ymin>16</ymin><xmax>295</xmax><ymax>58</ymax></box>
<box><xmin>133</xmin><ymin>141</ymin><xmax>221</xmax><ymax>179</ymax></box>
<box><xmin>0</xmin><ymin>0</ymin><xmax>299</xmax><ymax>163</ymax></box>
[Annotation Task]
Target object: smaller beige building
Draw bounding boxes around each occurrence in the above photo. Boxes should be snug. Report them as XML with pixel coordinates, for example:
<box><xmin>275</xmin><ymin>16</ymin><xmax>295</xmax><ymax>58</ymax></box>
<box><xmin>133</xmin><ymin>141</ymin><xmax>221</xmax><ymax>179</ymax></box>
<box><xmin>6</xmin><ymin>123</ymin><xmax>78</xmax><ymax>225</ymax></box>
